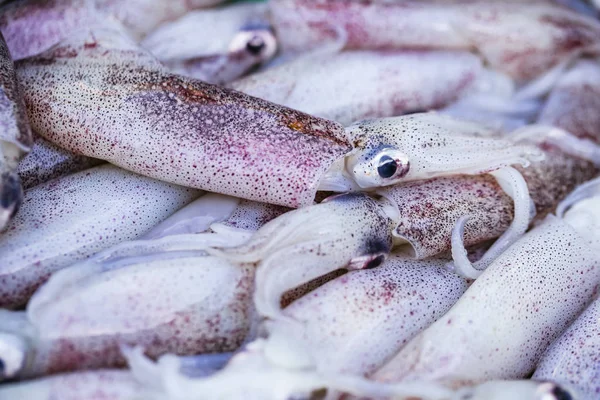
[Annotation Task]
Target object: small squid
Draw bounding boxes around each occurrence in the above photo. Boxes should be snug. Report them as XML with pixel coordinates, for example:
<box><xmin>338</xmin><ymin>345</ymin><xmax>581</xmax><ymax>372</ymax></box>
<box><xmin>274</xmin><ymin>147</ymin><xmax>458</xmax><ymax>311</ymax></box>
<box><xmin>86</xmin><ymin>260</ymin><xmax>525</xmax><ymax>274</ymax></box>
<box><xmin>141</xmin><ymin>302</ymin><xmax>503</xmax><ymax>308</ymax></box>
<box><xmin>141</xmin><ymin>2</ymin><xmax>277</xmax><ymax>85</ymax></box>
<box><xmin>270</xmin><ymin>0</ymin><xmax>600</xmax><ymax>82</ymax></box>
<box><xmin>0</xmin><ymin>0</ymin><xmax>228</xmax><ymax>61</ymax></box>
<box><xmin>373</xmin><ymin>178</ymin><xmax>600</xmax><ymax>388</ymax></box>
<box><xmin>0</xmin><ymin>164</ymin><xmax>199</xmax><ymax>308</ymax></box>
<box><xmin>231</xmin><ymin>50</ymin><xmax>483</xmax><ymax>126</ymax></box>
<box><xmin>17</xmin><ymin>133</ymin><xmax>103</xmax><ymax>190</ymax></box>
<box><xmin>0</xmin><ymin>30</ymin><xmax>32</xmax><ymax>231</ymax></box>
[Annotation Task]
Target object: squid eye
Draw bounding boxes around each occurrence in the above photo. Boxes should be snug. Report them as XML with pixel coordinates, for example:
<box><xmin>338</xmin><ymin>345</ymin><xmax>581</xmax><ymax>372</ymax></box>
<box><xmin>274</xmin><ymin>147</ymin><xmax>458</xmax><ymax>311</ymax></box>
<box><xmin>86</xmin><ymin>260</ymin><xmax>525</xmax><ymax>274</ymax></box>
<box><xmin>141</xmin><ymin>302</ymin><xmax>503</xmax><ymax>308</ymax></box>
<box><xmin>377</xmin><ymin>155</ymin><xmax>398</xmax><ymax>179</ymax></box>
<box><xmin>246</xmin><ymin>36</ymin><xmax>266</xmax><ymax>55</ymax></box>
<box><xmin>550</xmin><ymin>386</ymin><xmax>573</xmax><ymax>400</ymax></box>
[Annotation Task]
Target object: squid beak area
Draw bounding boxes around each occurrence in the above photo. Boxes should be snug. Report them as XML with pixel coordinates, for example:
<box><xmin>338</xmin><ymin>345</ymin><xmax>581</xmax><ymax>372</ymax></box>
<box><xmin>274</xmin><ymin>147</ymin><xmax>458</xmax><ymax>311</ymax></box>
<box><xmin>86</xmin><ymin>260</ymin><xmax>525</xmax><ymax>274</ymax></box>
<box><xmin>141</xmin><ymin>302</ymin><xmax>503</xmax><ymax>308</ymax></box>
<box><xmin>0</xmin><ymin>172</ymin><xmax>23</xmax><ymax>232</ymax></box>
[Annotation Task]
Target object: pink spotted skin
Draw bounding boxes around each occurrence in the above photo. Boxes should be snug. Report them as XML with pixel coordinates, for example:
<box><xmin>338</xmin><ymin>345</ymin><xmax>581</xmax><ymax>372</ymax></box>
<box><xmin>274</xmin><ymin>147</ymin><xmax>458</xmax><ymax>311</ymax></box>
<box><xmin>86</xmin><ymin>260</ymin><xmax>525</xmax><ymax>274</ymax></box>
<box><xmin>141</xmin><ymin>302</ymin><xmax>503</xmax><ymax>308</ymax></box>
<box><xmin>0</xmin><ymin>0</ymin><xmax>227</xmax><ymax>61</ymax></box>
<box><xmin>0</xmin><ymin>165</ymin><xmax>199</xmax><ymax>309</ymax></box>
<box><xmin>282</xmin><ymin>256</ymin><xmax>469</xmax><ymax>377</ymax></box>
<box><xmin>373</xmin><ymin>215</ymin><xmax>600</xmax><ymax>387</ymax></box>
<box><xmin>380</xmin><ymin>149</ymin><xmax>596</xmax><ymax>259</ymax></box>
<box><xmin>0</xmin><ymin>370</ymin><xmax>143</xmax><ymax>400</ymax></box>
<box><xmin>16</xmin><ymin>32</ymin><xmax>350</xmax><ymax>208</ymax></box>
<box><xmin>19</xmin><ymin>259</ymin><xmax>255</xmax><ymax>378</ymax></box>
<box><xmin>533</xmin><ymin>297</ymin><xmax>600</xmax><ymax>399</ymax></box>
<box><xmin>270</xmin><ymin>0</ymin><xmax>600</xmax><ymax>81</ymax></box>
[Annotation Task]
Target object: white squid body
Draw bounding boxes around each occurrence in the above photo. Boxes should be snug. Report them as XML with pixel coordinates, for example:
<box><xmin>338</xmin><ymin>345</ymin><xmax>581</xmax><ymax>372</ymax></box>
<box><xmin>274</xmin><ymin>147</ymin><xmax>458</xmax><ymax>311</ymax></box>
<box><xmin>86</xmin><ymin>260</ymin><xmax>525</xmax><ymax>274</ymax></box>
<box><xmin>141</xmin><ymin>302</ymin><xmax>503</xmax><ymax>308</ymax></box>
<box><xmin>0</xmin><ymin>370</ymin><xmax>142</xmax><ymax>400</ymax></box>
<box><xmin>270</xmin><ymin>0</ymin><xmax>600</xmax><ymax>82</ymax></box>
<box><xmin>532</xmin><ymin>295</ymin><xmax>600</xmax><ymax>399</ymax></box>
<box><xmin>0</xmin><ymin>234</ymin><xmax>254</xmax><ymax>379</ymax></box>
<box><xmin>230</xmin><ymin>51</ymin><xmax>483</xmax><ymax>126</ymax></box>
<box><xmin>0</xmin><ymin>164</ymin><xmax>199</xmax><ymax>308</ymax></box>
<box><xmin>16</xmin><ymin>29</ymin><xmax>350</xmax><ymax>208</ymax></box>
<box><xmin>0</xmin><ymin>0</ymin><xmax>227</xmax><ymax>61</ymax></box>
<box><xmin>373</xmin><ymin>191</ymin><xmax>600</xmax><ymax>387</ymax></box>
<box><xmin>272</xmin><ymin>255</ymin><xmax>469</xmax><ymax>377</ymax></box>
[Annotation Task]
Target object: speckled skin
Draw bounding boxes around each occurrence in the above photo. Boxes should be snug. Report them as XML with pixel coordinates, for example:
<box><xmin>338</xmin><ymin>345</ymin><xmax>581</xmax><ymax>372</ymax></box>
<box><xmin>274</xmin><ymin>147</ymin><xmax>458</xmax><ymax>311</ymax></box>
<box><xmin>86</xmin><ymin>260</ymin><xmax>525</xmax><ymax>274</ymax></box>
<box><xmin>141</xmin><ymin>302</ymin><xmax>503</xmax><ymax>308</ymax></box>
<box><xmin>533</xmin><ymin>296</ymin><xmax>600</xmax><ymax>399</ymax></box>
<box><xmin>217</xmin><ymin>192</ymin><xmax>395</xmax><ymax>319</ymax></box>
<box><xmin>0</xmin><ymin>164</ymin><xmax>198</xmax><ymax>308</ymax></box>
<box><xmin>221</xmin><ymin>199</ymin><xmax>290</xmax><ymax>231</ymax></box>
<box><xmin>270</xmin><ymin>0</ymin><xmax>600</xmax><ymax>81</ymax></box>
<box><xmin>280</xmin><ymin>255</ymin><xmax>468</xmax><ymax>377</ymax></box>
<box><xmin>16</xmin><ymin>31</ymin><xmax>350</xmax><ymax>208</ymax></box>
<box><xmin>17</xmin><ymin>133</ymin><xmax>103</xmax><ymax>190</ymax></box>
<box><xmin>0</xmin><ymin>0</ymin><xmax>227</xmax><ymax>61</ymax></box>
<box><xmin>0</xmin><ymin>370</ymin><xmax>142</xmax><ymax>400</ymax></box>
<box><xmin>230</xmin><ymin>51</ymin><xmax>481</xmax><ymax>125</ymax></box>
<box><xmin>373</xmin><ymin>213</ymin><xmax>600</xmax><ymax>386</ymax></box>
<box><xmin>8</xmin><ymin>255</ymin><xmax>254</xmax><ymax>378</ymax></box>
<box><xmin>538</xmin><ymin>59</ymin><xmax>600</xmax><ymax>143</ymax></box>
<box><xmin>380</xmin><ymin>149</ymin><xmax>595</xmax><ymax>259</ymax></box>
<box><xmin>0</xmin><ymin>29</ymin><xmax>31</xmax><ymax>230</ymax></box>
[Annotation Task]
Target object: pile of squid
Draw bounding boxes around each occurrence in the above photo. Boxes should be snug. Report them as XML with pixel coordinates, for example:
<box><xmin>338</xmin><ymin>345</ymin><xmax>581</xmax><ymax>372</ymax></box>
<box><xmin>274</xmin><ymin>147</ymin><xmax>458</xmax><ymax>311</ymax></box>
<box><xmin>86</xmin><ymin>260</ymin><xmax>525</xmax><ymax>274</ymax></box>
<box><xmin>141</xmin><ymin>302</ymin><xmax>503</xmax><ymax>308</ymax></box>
<box><xmin>1</xmin><ymin>0</ymin><xmax>600</xmax><ymax>399</ymax></box>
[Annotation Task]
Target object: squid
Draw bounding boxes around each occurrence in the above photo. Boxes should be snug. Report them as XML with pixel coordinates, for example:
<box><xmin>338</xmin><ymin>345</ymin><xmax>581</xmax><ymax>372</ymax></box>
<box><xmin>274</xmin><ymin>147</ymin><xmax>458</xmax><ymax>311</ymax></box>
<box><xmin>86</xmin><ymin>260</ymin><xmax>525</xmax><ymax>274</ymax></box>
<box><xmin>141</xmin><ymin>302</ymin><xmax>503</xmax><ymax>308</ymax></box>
<box><xmin>0</xmin><ymin>0</ymin><xmax>227</xmax><ymax>61</ymax></box>
<box><xmin>372</xmin><ymin>177</ymin><xmax>600</xmax><ymax>388</ymax></box>
<box><xmin>0</xmin><ymin>31</ymin><xmax>32</xmax><ymax>231</ymax></box>
<box><xmin>17</xmin><ymin>133</ymin><xmax>103</xmax><ymax>190</ymax></box>
<box><xmin>17</xmin><ymin>30</ymin><xmax>547</xmax><ymax>210</ymax></box>
<box><xmin>16</xmin><ymin>29</ymin><xmax>349</xmax><ymax>208</ymax></box>
<box><xmin>141</xmin><ymin>2</ymin><xmax>277</xmax><ymax>85</ymax></box>
<box><xmin>270</xmin><ymin>0</ymin><xmax>600</xmax><ymax>82</ymax></box>
<box><xmin>0</xmin><ymin>164</ymin><xmax>198</xmax><ymax>308</ymax></box>
<box><xmin>230</xmin><ymin>51</ymin><xmax>484</xmax><ymax>126</ymax></box>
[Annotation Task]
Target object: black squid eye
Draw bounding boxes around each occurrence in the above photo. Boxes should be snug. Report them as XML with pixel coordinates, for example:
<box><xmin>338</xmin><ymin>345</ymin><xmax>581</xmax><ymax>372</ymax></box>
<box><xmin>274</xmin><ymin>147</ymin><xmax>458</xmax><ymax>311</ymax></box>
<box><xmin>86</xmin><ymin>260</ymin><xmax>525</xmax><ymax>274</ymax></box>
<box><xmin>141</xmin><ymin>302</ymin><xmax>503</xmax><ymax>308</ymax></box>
<box><xmin>551</xmin><ymin>385</ymin><xmax>573</xmax><ymax>400</ymax></box>
<box><xmin>377</xmin><ymin>155</ymin><xmax>398</xmax><ymax>179</ymax></box>
<box><xmin>246</xmin><ymin>36</ymin><xmax>266</xmax><ymax>55</ymax></box>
